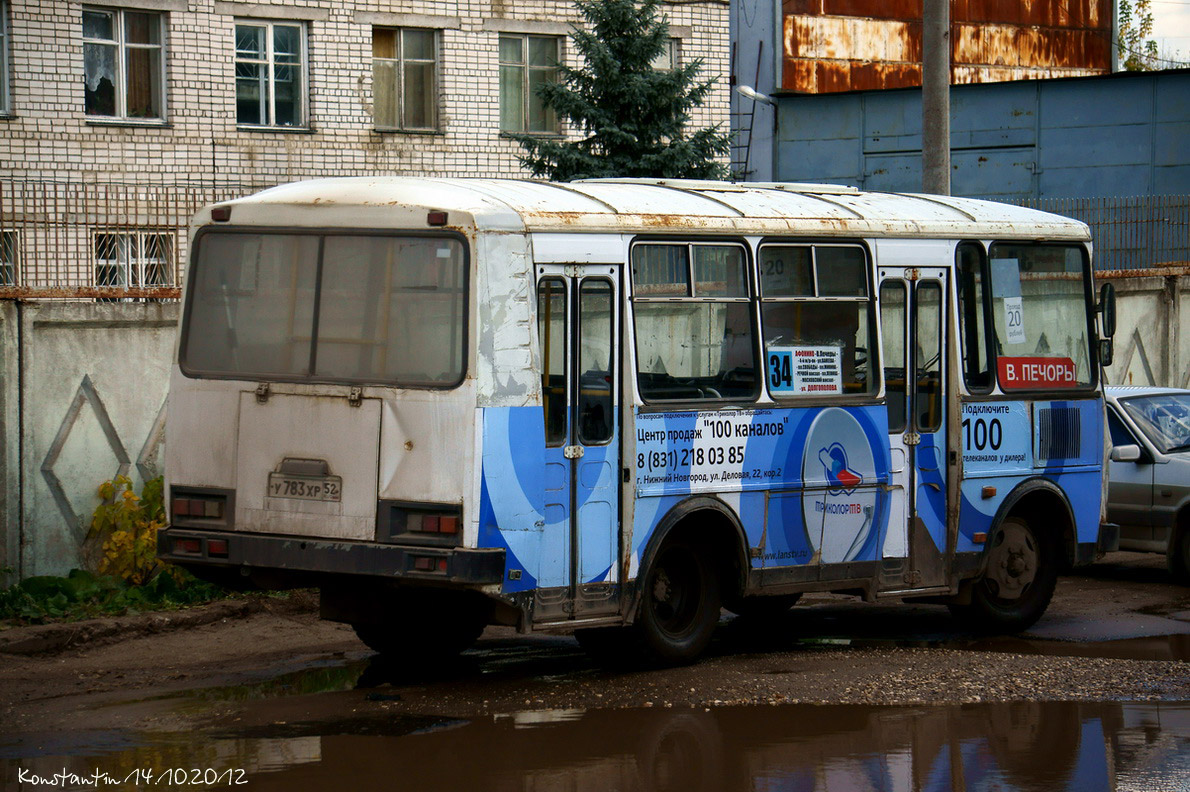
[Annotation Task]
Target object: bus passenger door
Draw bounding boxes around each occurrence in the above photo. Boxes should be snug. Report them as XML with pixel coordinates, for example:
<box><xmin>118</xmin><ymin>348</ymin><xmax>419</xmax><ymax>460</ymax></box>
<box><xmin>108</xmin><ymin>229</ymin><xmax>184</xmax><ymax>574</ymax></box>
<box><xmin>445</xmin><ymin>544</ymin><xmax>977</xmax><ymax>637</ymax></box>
<box><xmin>535</xmin><ymin>266</ymin><xmax>621</xmax><ymax>622</ymax></box>
<box><xmin>879</xmin><ymin>267</ymin><xmax>949</xmax><ymax>590</ymax></box>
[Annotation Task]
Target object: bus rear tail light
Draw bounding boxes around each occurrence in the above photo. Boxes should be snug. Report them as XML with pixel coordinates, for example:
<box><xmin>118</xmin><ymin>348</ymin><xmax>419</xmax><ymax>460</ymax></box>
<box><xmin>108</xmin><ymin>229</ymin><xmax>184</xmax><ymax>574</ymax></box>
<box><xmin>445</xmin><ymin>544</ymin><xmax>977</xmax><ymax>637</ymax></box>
<box><xmin>411</xmin><ymin>555</ymin><xmax>449</xmax><ymax>574</ymax></box>
<box><xmin>206</xmin><ymin>538</ymin><xmax>229</xmax><ymax>558</ymax></box>
<box><xmin>169</xmin><ymin>489</ymin><xmax>233</xmax><ymax>528</ymax></box>
<box><xmin>172</xmin><ymin>497</ymin><xmax>224</xmax><ymax>518</ymax></box>
<box><xmin>378</xmin><ymin>502</ymin><xmax>462</xmax><ymax>546</ymax></box>
<box><xmin>173</xmin><ymin>538</ymin><xmax>202</xmax><ymax>555</ymax></box>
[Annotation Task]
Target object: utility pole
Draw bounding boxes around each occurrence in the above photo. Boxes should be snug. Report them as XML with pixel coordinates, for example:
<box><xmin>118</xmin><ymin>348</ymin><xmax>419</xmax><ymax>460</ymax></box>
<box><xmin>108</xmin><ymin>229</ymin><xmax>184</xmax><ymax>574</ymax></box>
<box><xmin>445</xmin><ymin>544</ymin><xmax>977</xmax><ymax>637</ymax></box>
<box><xmin>922</xmin><ymin>0</ymin><xmax>951</xmax><ymax>195</ymax></box>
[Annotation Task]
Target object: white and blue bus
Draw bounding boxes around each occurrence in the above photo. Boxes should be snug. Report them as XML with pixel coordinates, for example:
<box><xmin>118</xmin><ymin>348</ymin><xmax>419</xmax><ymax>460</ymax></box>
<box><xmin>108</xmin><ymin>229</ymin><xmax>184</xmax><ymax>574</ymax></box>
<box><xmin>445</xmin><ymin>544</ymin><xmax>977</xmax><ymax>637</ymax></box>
<box><xmin>160</xmin><ymin>178</ymin><xmax>1119</xmax><ymax>664</ymax></box>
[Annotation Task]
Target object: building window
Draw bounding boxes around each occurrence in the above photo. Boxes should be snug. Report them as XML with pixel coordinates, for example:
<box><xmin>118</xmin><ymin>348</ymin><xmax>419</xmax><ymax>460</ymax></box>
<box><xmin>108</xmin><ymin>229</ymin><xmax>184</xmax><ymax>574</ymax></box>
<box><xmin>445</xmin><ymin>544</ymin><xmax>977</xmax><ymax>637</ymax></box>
<box><xmin>372</xmin><ymin>27</ymin><xmax>437</xmax><ymax>131</ymax></box>
<box><xmin>499</xmin><ymin>34</ymin><xmax>558</xmax><ymax>134</ymax></box>
<box><xmin>235</xmin><ymin>20</ymin><xmax>305</xmax><ymax>127</ymax></box>
<box><xmin>0</xmin><ymin>231</ymin><xmax>17</xmax><ymax>286</ymax></box>
<box><xmin>0</xmin><ymin>0</ymin><xmax>10</xmax><ymax>115</ymax></box>
<box><xmin>95</xmin><ymin>231</ymin><xmax>172</xmax><ymax>299</ymax></box>
<box><xmin>651</xmin><ymin>37</ymin><xmax>680</xmax><ymax>71</ymax></box>
<box><xmin>82</xmin><ymin>7</ymin><xmax>165</xmax><ymax>119</ymax></box>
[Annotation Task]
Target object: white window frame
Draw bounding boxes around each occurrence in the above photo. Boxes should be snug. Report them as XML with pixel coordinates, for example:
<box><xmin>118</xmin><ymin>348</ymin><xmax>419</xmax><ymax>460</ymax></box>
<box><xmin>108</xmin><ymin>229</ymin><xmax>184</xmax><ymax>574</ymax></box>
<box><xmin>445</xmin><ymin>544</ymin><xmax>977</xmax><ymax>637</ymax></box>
<box><xmin>94</xmin><ymin>230</ymin><xmax>174</xmax><ymax>299</ymax></box>
<box><xmin>82</xmin><ymin>6</ymin><xmax>166</xmax><ymax>120</ymax></box>
<box><xmin>651</xmin><ymin>37</ymin><xmax>680</xmax><ymax>72</ymax></box>
<box><xmin>371</xmin><ymin>27</ymin><xmax>439</xmax><ymax>132</ymax></box>
<box><xmin>0</xmin><ymin>230</ymin><xmax>17</xmax><ymax>287</ymax></box>
<box><xmin>234</xmin><ymin>19</ymin><xmax>307</xmax><ymax>128</ymax></box>
<box><xmin>499</xmin><ymin>33</ymin><xmax>560</xmax><ymax>135</ymax></box>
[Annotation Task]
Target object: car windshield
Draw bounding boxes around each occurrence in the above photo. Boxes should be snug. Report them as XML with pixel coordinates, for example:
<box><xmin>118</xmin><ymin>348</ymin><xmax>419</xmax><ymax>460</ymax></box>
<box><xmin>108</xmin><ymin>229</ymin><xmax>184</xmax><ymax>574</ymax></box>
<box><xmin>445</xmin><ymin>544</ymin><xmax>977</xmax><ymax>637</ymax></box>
<box><xmin>1119</xmin><ymin>393</ymin><xmax>1190</xmax><ymax>453</ymax></box>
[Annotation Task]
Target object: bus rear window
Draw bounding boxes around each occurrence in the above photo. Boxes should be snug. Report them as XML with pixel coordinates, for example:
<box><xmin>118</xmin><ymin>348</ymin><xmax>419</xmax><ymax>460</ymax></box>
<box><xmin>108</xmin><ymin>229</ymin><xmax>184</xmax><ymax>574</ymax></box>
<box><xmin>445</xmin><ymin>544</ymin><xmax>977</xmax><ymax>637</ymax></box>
<box><xmin>181</xmin><ymin>232</ymin><xmax>467</xmax><ymax>387</ymax></box>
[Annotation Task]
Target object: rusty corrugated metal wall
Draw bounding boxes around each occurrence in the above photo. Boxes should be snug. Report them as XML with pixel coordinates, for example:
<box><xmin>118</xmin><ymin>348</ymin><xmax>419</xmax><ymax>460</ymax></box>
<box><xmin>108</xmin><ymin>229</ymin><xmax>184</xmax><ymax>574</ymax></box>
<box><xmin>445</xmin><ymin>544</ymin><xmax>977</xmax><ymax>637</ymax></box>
<box><xmin>782</xmin><ymin>0</ymin><xmax>1113</xmax><ymax>93</ymax></box>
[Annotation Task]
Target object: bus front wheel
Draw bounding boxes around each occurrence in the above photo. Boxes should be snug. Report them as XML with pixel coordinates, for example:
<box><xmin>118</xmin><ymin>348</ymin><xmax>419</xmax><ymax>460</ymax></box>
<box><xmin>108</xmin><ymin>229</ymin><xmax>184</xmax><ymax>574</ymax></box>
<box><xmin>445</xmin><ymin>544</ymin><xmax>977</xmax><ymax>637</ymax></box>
<box><xmin>951</xmin><ymin>517</ymin><xmax>1057</xmax><ymax>633</ymax></box>
<box><xmin>636</xmin><ymin>537</ymin><xmax>721</xmax><ymax>665</ymax></box>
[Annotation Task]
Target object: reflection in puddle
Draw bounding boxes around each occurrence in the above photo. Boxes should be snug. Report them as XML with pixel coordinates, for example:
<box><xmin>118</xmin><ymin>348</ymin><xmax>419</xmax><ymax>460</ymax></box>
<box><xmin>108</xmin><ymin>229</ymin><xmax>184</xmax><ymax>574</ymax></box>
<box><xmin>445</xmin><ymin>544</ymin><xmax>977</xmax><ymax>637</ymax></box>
<box><xmin>3</xmin><ymin>701</ymin><xmax>1188</xmax><ymax>791</ymax></box>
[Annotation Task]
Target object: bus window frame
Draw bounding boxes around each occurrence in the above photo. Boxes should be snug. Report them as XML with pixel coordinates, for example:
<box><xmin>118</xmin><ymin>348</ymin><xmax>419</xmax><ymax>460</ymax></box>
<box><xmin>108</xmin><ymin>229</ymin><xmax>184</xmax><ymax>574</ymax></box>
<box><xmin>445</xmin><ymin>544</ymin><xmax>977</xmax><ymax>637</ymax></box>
<box><xmin>576</xmin><ymin>275</ymin><xmax>617</xmax><ymax>447</ymax></box>
<box><xmin>982</xmin><ymin>240</ymin><xmax>1099</xmax><ymax>395</ymax></box>
<box><xmin>178</xmin><ymin>225</ymin><xmax>471</xmax><ymax>390</ymax></box>
<box><xmin>955</xmin><ymin>240</ymin><xmax>996</xmax><ymax>396</ymax></box>
<box><xmin>756</xmin><ymin>238</ymin><xmax>879</xmax><ymax>404</ymax></box>
<box><xmin>628</xmin><ymin>236</ymin><xmax>760</xmax><ymax>408</ymax></box>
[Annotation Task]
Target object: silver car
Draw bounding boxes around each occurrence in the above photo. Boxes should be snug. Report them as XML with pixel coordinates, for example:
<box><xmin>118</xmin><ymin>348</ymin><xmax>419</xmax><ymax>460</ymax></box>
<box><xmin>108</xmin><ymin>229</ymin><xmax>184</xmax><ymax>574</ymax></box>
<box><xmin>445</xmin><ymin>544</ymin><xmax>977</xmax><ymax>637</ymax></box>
<box><xmin>1105</xmin><ymin>386</ymin><xmax>1190</xmax><ymax>583</ymax></box>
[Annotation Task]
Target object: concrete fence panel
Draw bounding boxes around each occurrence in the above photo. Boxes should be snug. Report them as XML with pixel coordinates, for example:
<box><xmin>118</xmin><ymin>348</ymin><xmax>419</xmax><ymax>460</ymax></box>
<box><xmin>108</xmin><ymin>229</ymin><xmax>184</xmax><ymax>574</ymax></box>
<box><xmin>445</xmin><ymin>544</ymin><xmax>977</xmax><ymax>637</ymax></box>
<box><xmin>7</xmin><ymin>302</ymin><xmax>178</xmax><ymax>581</ymax></box>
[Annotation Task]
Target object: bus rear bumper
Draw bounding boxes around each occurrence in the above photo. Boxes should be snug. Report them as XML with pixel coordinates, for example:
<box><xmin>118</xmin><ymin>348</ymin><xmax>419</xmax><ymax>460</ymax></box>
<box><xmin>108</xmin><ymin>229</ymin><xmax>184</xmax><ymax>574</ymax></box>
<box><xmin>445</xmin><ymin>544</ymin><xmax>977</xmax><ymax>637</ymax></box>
<box><xmin>158</xmin><ymin>527</ymin><xmax>506</xmax><ymax>588</ymax></box>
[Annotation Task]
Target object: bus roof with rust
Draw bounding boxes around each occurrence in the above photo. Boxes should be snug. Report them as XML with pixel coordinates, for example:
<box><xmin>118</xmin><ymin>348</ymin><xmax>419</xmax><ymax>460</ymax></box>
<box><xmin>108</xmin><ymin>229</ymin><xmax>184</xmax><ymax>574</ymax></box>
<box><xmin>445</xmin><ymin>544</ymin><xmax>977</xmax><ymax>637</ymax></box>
<box><xmin>206</xmin><ymin>177</ymin><xmax>1092</xmax><ymax>241</ymax></box>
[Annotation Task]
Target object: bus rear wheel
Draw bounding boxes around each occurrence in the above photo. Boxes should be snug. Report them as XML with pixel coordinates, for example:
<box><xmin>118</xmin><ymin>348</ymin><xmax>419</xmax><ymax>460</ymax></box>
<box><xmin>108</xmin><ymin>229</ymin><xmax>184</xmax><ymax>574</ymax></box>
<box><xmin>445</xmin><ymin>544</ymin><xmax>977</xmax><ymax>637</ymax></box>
<box><xmin>636</xmin><ymin>537</ymin><xmax>721</xmax><ymax>665</ymax></box>
<box><xmin>951</xmin><ymin>517</ymin><xmax>1057</xmax><ymax>633</ymax></box>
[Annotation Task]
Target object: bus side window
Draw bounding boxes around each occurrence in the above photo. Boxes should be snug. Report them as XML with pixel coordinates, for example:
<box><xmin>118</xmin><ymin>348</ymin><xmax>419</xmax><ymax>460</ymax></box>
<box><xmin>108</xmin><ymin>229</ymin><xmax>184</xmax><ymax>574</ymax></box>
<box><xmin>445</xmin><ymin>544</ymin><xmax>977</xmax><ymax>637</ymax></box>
<box><xmin>880</xmin><ymin>280</ymin><xmax>907</xmax><ymax>432</ymax></box>
<box><xmin>538</xmin><ymin>278</ymin><xmax>567</xmax><ymax>446</ymax></box>
<box><xmin>578</xmin><ymin>279</ymin><xmax>613</xmax><ymax>444</ymax></box>
<box><xmin>957</xmin><ymin>242</ymin><xmax>993</xmax><ymax>391</ymax></box>
<box><xmin>759</xmin><ymin>243</ymin><xmax>874</xmax><ymax>398</ymax></box>
<box><xmin>631</xmin><ymin>242</ymin><xmax>756</xmax><ymax>402</ymax></box>
<box><xmin>915</xmin><ymin>281</ymin><xmax>944</xmax><ymax>432</ymax></box>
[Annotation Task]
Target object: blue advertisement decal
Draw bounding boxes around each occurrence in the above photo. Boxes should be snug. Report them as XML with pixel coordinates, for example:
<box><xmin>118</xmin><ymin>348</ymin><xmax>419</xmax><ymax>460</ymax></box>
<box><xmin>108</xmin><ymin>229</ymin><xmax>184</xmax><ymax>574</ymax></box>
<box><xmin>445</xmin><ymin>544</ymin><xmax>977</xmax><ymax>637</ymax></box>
<box><xmin>633</xmin><ymin>405</ymin><xmax>890</xmax><ymax>497</ymax></box>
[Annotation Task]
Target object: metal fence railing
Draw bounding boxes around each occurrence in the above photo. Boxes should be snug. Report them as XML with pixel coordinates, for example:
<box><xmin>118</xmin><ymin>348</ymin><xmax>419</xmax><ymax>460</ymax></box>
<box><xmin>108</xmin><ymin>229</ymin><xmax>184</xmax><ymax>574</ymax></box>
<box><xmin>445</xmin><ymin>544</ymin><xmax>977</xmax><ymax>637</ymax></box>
<box><xmin>0</xmin><ymin>180</ymin><xmax>273</xmax><ymax>300</ymax></box>
<box><xmin>1</xmin><ymin>182</ymin><xmax>1187</xmax><ymax>299</ymax></box>
<box><xmin>1016</xmin><ymin>195</ymin><xmax>1190</xmax><ymax>273</ymax></box>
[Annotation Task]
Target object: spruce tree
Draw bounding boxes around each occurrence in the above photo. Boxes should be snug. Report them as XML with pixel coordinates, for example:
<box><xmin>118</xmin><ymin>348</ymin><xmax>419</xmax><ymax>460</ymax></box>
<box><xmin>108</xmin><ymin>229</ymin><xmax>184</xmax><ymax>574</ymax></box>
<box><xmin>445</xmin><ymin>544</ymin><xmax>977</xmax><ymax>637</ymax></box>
<box><xmin>512</xmin><ymin>0</ymin><xmax>731</xmax><ymax>181</ymax></box>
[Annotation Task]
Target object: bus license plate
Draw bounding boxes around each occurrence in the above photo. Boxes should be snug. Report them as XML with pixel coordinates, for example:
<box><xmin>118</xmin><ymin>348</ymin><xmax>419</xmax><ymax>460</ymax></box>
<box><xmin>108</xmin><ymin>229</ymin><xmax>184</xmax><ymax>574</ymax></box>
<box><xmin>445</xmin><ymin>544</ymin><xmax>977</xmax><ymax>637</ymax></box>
<box><xmin>267</xmin><ymin>473</ymin><xmax>342</xmax><ymax>502</ymax></box>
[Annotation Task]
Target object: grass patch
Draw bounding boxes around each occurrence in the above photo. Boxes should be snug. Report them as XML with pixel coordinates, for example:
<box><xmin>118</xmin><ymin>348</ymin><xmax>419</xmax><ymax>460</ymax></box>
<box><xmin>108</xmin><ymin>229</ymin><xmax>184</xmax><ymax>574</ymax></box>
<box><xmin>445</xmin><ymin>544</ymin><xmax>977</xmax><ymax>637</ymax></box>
<box><xmin>0</xmin><ymin>568</ymin><xmax>228</xmax><ymax>627</ymax></box>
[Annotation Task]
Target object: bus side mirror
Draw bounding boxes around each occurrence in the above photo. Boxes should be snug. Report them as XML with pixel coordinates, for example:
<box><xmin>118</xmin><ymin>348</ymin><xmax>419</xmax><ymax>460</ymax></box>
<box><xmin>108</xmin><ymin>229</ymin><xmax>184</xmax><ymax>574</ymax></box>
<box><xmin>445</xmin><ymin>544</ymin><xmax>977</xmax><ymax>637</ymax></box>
<box><xmin>1099</xmin><ymin>282</ymin><xmax>1116</xmax><ymax>338</ymax></box>
<box><xmin>1099</xmin><ymin>338</ymin><xmax>1114</xmax><ymax>368</ymax></box>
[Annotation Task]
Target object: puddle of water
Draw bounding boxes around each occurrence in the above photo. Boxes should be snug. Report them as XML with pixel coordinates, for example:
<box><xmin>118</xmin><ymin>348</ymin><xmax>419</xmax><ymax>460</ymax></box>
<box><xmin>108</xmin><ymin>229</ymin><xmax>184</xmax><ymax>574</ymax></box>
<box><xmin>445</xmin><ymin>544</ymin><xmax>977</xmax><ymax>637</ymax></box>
<box><xmin>737</xmin><ymin>631</ymin><xmax>1190</xmax><ymax>663</ymax></box>
<box><xmin>953</xmin><ymin>633</ymin><xmax>1190</xmax><ymax>663</ymax></box>
<box><xmin>2</xmin><ymin>701</ymin><xmax>1188</xmax><ymax>791</ymax></box>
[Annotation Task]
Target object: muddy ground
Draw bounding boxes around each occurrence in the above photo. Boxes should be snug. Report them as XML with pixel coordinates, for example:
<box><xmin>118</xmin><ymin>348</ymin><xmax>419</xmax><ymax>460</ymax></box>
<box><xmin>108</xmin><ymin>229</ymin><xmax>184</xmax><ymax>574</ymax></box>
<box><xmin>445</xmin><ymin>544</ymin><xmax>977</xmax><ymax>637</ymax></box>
<box><xmin>1</xmin><ymin>552</ymin><xmax>1187</xmax><ymax>740</ymax></box>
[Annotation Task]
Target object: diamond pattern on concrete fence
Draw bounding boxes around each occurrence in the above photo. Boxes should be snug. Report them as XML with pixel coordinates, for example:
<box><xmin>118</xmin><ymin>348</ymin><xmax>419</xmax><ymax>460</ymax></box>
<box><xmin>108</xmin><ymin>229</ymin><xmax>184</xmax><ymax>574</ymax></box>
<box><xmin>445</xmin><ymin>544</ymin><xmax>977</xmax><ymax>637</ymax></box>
<box><xmin>40</xmin><ymin>374</ymin><xmax>131</xmax><ymax>537</ymax></box>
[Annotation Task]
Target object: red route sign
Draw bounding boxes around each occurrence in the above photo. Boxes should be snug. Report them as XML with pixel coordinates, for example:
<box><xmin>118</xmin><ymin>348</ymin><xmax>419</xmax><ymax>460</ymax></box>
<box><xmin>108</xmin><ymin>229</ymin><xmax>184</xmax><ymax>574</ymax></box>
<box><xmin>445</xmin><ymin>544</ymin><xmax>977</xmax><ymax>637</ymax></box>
<box><xmin>998</xmin><ymin>356</ymin><xmax>1079</xmax><ymax>389</ymax></box>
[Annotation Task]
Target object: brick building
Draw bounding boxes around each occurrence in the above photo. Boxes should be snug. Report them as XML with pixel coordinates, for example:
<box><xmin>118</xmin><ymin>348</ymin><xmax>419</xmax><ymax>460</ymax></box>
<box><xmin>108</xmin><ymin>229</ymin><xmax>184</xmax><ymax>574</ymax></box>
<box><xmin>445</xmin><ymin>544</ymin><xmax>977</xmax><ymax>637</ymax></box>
<box><xmin>0</xmin><ymin>0</ymin><xmax>731</xmax><ymax>296</ymax></box>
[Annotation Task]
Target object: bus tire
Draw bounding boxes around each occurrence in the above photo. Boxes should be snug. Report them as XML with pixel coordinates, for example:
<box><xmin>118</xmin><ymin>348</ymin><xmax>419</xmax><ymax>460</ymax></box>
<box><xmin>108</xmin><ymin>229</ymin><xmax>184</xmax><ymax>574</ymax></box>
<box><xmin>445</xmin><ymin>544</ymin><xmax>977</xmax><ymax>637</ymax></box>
<box><xmin>636</xmin><ymin>537</ymin><xmax>721</xmax><ymax>665</ymax></box>
<box><xmin>950</xmin><ymin>517</ymin><xmax>1057</xmax><ymax>633</ymax></box>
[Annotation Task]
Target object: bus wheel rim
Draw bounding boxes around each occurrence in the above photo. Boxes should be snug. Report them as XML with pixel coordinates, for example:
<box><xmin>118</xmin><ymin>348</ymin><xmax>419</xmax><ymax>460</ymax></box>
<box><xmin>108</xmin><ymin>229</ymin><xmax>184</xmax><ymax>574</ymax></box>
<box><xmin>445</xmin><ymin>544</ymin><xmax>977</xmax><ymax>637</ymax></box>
<box><xmin>985</xmin><ymin>520</ymin><xmax>1037</xmax><ymax>601</ymax></box>
<box><xmin>650</xmin><ymin>546</ymin><xmax>699</xmax><ymax>636</ymax></box>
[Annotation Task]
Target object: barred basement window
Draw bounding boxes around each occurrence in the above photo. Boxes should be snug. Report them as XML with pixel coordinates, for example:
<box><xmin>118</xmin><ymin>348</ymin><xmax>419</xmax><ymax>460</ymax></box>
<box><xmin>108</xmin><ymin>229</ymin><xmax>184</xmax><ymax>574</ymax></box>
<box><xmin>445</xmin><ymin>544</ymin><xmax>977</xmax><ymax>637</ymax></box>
<box><xmin>0</xmin><ymin>231</ymin><xmax>17</xmax><ymax>286</ymax></box>
<box><xmin>94</xmin><ymin>230</ymin><xmax>172</xmax><ymax>300</ymax></box>
<box><xmin>372</xmin><ymin>27</ymin><xmax>438</xmax><ymax>131</ymax></box>
<box><xmin>83</xmin><ymin>6</ymin><xmax>165</xmax><ymax>119</ymax></box>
